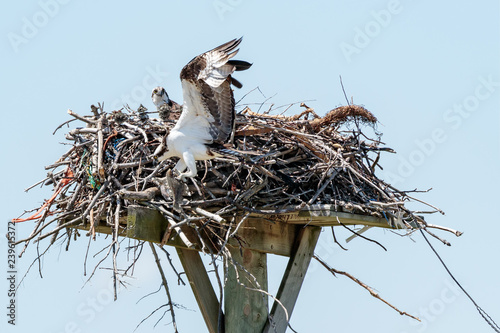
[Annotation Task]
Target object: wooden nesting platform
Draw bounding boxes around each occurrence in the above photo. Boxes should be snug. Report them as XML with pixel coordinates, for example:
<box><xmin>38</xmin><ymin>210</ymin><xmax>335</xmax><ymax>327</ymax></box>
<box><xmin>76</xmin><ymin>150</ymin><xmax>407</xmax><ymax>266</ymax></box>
<box><xmin>73</xmin><ymin>204</ymin><xmax>402</xmax><ymax>333</ymax></box>
<box><xmin>73</xmin><ymin>204</ymin><xmax>399</xmax><ymax>256</ymax></box>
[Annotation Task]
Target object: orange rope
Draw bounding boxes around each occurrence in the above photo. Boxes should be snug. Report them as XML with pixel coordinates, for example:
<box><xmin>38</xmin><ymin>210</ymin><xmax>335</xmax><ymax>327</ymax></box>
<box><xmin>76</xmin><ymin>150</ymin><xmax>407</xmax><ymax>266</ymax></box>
<box><xmin>103</xmin><ymin>129</ymin><xmax>118</xmax><ymax>151</ymax></box>
<box><xmin>12</xmin><ymin>167</ymin><xmax>74</xmax><ymax>223</ymax></box>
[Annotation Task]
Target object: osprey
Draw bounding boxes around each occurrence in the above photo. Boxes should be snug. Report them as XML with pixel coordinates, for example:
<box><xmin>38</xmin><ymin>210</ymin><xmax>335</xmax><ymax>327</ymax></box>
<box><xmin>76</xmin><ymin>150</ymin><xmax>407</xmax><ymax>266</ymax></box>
<box><xmin>152</xmin><ymin>86</ymin><xmax>182</xmax><ymax>121</ymax></box>
<box><xmin>151</xmin><ymin>86</ymin><xmax>171</xmax><ymax>109</ymax></box>
<box><xmin>158</xmin><ymin>37</ymin><xmax>251</xmax><ymax>180</ymax></box>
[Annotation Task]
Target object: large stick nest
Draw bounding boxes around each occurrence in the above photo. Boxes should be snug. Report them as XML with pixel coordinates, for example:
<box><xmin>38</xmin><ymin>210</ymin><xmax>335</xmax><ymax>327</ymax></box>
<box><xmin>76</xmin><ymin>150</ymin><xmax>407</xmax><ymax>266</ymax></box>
<box><xmin>13</xmin><ymin>102</ymin><xmax>446</xmax><ymax>240</ymax></box>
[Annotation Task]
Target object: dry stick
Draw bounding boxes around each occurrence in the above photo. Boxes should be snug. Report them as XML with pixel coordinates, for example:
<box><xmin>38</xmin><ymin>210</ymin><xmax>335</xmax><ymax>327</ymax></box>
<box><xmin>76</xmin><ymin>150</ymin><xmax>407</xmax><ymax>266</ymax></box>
<box><xmin>426</xmin><ymin>224</ymin><xmax>463</xmax><ymax>237</ymax></box>
<box><xmin>228</xmin><ymin>212</ymin><xmax>251</xmax><ymax>239</ymax></box>
<box><xmin>235</xmin><ymin>86</ymin><xmax>266</xmax><ymax>105</ymax></box>
<box><xmin>35</xmin><ymin>240</ymin><xmax>45</xmax><ymax>278</ymax></box>
<box><xmin>194</xmin><ymin>207</ymin><xmax>226</xmax><ymax>223</ymax></box>
<box><xmin>209</xmin><ymin>250</ymin><xmax>225</xmax><ymax>333</ymax></box>
<box><xmin>12</xmin><ymin>210</ymin><xmax>81</xmax><ymax>246</ymax></box>
<box><xmin>81</xmin><ymin>179</ymin><xmax>109</xmax><ymax>223</ymax></box>
<box><xmin>141</xmin><ymin>162</ymin><xmax>167</xmax><ymax>190</ymax></box>
<box><xmin>308</xmin><ymin>169</ymin><xmax>339</xmax><ymax>204</ymax></box>
<box><xmin>16</xmin><ymin>210</ymin><xmax>47</xmax><ymax>257</ymax></box>
<box><xmin>113</xmin><ymin>159</ymin><xmax>155</xmax><ymax>169</ymax></box>
<box><xmin>147</xmin><ymin>203</ymin><xmax>195</xmax><ymax>249</ymax></box>
<box><xmin>217</xmin><ymin>212</ymin><xmax>251</xmax><ymax>257</ymax></box>
<box><xmin>88</xmin><ymin>206</ymin><xmax>96</xmax><ymax>240</ymax></box>
<box><xmin>32</xmin><ymin>215</ymin><xmax>83</xmax><ymax>243</ymax></box>
<box><xmin>331</xmin><ymin>226</ymin><xmax>348</xmax><ymax>251</ymax></box>
<box><xmin>15</xmin><ymin>244</ymin><xmax>51</xmax><ymax>289</ymax></box>
<box><xmin>253</xmin><ymin>122</ymin><xmax>321</xmax><ymax>139</ymax></box>
<box><xmin>368</xmin><ymin>201</ymin><xmax>405</xmax><ymax>208</ymax></box>
<box><xmin>67</xmin><ymin>109</ymin><xmax>96</xmax><ymax>124</ymax></box>
<box><xmin>346</xmin><ymin>164</ymin><xmax>391</xmax><ymax>201</ymax></box>
<box><xmin>97</xmin><ymin>116</ymin><xmax>104</xmax><ymax>178</ymax></box>
<box><xmin>424</xmin><ymin>228</ymin><xmax>451</xmax><ymax>246</ymax></box>
<box><xmin>66</xmin><ymin>180</ymin><xmax>84</xmax><ymax>211</ymax></box>
<box><xmin>232</xmin><ymin>200</ymin><xmax>306</xmax><ymax>215</ymax></box>
<box><xmin>83</xmin><ymin>234</ymin><xmax>93</xmax><ymax>276</ymax></box>
<box><xmin>122</xmin><ymin>240</ymin><xmax>143</xmax><ymax>276</ymax></box>
<box><xmin>156</xmin><ymin>245</ymin><xmax>186</xmax><ymax>286</ymax></box>
<box><xmin>370</xmin><ymin>151</ymin><xmax>381</xmax><ymax>174</ymax></box>
<box><xmin>190</xmin><ymin>177</ymin><xmax>203</xmax><ymax>197</ymax></box>
<box><xmin>53</xmin><ymin>118</ymin><xmax>77</xmax><ymax>135</ymax></box>
<box><xmin>405</xmin><ymin>193</ymin><xmax>445</xmax><ymax>215</ymax></box>
<box><xmin>148</xmin><ymin>242</ymin><xmax>178</xmax><ymax>333</ymax></box>
<box><xmin>313</xmin><ymin>254</ymin><xmax>420</xmax><ymax>322</ymax></box>
<box><xmin>133</xmin><ymin>304</ymin><xmax>170</xmax><ymax>332</ymax></box>
<box><xmin>112</xmin><ymin>198</ymin><xmax>121</xmax><ymax>301</ymax></box>
<box><xmin>122</xmin><ymin>122</ymin><xmax>149</xmax><ymax>142</ymax></box>
<box><xmin>218</xmin><ymin>220</ymin><xmax>233</xmax><ymax>259</ymax></box>
<box><xmin>64</xmin><ymin>228</ymin><xmax>74</xmax><ymax>251</ymax></box>
<box><xmin>336</xmin><ymin>217</ymin><xmax>387</xmax><ymax>251</ymax></box>
<box><xmin>339</xmin><ymin>75</ymin><xmax>351</xmax><ymax>105</ymax></box>
<box><xmin>23</xmin><ymin>169</ymin><xmax>67</xmax><ymax>192</ymax></box>
<box><xmin>82</xmin><ymin>238</ymin><xmax>115</xmax><ymax>288</ymax></box>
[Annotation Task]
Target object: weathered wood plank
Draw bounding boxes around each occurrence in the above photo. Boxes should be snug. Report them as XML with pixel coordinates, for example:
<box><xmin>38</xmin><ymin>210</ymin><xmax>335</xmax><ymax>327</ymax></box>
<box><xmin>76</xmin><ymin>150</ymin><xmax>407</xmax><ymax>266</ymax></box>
<box><xmin>126</xmin><ymin>205</ymin><xmax>168</xmax><ymax>242</ymax></box>
<box><xmin>177</xmin><ymin>248</ymin><xmax>222</xmax><ymax>333</ymax></box>
<box><xmin>225</xmin><ymin>246</ymin><xmax>268</xmax><ymax>333</ymax></box>
<box><xmin>228</xmin><ymin>218</ymin><xmax>299</xmax><ymax>257</ymax></box>
<box><xmin>72</xmin><ymin>205</ymin><xmax>399</xmax><ymax>250</ymax></box>
<box><xmin>127</xmin><ymin>205</ymin><xmax>204</xmax><ymax>250</ymax></box>
<box><xmin>294</xmin><ymin>205</ymin><xmax>396</xmax><ymax>228</ymax></box>
<box><xmin>263</xmin><ymin>226</ymin><xmax>321</xmax><ymax>333</ymax></box>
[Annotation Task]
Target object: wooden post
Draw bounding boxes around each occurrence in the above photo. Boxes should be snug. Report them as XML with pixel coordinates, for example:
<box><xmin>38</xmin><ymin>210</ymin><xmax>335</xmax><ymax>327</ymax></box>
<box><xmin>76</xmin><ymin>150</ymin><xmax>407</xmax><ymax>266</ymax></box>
<box><xmin>126</xmin><ymin>205</ymin><xmax>168</xmax><ymax>243</ymax></box>
<box><xmin>225</xmin><ymin>246</ymin><xmax>268</xmax><ymax>333</ymax></box>
<box><xmin>177</xmin><ymin>248</ymin><xmax>222</xmax><ymax>333</ymax></box>
<box><xmin>263</xmin><ymin>226</ymin><xmax>321</xmax><ymax>333</ymax></box>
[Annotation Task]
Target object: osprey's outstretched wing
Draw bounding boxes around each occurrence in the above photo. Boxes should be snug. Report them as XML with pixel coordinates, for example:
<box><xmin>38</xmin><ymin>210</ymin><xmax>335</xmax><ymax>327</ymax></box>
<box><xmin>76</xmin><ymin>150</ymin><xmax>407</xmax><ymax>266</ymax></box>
<box><xmin>175</xmin><ymin>37</ymin><xmax>252</xmax><ymax>144</ymax></box>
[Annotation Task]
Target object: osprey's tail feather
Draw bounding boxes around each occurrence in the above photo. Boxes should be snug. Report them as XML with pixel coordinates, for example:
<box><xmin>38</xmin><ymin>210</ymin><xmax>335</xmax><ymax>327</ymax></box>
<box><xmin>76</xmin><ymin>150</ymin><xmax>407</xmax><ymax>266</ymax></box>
<box><xmin>228</xmin><ymin>60</ymin><xmax>253</xmax><ymax>71</ymax></box>
<box><xmin>228</xmin><ymin>60</ymin><xmax>252</xmax><ymax>88</ymax></box>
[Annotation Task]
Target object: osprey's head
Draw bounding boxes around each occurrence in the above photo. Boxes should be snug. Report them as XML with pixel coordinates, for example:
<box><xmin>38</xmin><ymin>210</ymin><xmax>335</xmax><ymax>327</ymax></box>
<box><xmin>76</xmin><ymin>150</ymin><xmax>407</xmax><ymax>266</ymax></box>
<box><xmin>151</xmin><ymin>86</ymin><xmax>172</xmax><ymax>108</ymax></box>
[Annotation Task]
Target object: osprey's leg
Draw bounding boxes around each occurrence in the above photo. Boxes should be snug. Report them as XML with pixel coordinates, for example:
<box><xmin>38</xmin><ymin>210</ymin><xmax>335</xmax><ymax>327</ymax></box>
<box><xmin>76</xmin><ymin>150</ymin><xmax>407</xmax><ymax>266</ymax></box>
<box><xmin>174</xmin><ymin>159</ymin><xmax>187</xmax><ymax>173</ymax></box>
<box><xmin>178</xmin><ymin>151</ymin><xmax>197</xmax><ymax>181</ymax></box>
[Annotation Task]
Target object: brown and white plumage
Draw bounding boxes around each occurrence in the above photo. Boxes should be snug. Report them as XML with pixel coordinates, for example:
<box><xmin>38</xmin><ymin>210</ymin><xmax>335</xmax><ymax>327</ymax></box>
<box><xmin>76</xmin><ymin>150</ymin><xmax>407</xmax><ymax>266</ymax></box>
<box><xmin>158</xmin><ymin>38</ymin><xmax>251</xmax><ymax>180</ymax></box>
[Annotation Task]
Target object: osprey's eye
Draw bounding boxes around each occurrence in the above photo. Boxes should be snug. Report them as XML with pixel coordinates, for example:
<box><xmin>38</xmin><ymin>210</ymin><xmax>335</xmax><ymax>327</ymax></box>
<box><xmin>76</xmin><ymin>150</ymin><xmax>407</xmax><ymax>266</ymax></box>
<box><xmin>153</xmin><ymin>89</ymin><xmax>157</xmax><ymax>94</ymax></box>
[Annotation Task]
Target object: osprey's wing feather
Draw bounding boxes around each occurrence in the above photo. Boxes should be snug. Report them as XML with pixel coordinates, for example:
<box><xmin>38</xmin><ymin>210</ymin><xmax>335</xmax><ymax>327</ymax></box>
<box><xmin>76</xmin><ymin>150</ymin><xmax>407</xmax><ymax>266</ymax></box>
<box><xmin>177</xmin><ymin>38</ymin><xmax>252</xmax><ymax>144</ymax></box>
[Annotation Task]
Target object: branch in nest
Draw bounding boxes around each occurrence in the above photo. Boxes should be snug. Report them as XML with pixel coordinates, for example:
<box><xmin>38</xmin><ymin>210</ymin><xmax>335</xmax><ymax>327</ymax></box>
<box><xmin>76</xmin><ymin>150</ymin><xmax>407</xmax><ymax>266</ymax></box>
<box><xmin>310</xmin><ymin>105</ymin><xmax>378</xmax><ymax>131</ymax></box>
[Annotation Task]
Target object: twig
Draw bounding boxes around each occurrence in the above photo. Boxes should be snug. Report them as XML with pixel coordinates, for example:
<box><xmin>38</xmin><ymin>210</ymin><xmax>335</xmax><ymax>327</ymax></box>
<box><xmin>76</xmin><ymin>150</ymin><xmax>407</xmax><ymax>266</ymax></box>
<box><xmin>336</xmin><ymin>218</ymin><xmax>387</xmax><ymax>251</ymax></box>
<box><xmin>313</xmin><ymin>254</ymin><xmax>420</xmax><ymax>321</ymax></box>
<box><xmin>331</xmin><ymin>226</ymin><xmax>348</xmax><ymax>251</ymax></box>
<box><xmin>156</xmin><ymin>245</ymin><xmax>186</xmax><ymax>286</ymax></box>
<box><xmin>148</xmin><ymin>242</ymin><xmax>178</xmax><ymax>333</ymax></box>
<box><xmin>67</xmin><ymin>109</ymin><xmax>96</xmax><ymax>124</ymax></box>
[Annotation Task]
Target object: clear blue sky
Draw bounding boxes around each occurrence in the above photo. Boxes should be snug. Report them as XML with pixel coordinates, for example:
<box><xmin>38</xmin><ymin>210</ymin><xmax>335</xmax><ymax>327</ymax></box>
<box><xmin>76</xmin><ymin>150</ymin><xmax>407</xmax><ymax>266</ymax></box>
<box><xmin>2</xmin><ymin>1</ymin><xmax>499</xmax><ymax>332</ymax></box>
